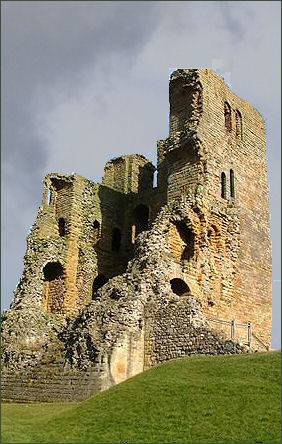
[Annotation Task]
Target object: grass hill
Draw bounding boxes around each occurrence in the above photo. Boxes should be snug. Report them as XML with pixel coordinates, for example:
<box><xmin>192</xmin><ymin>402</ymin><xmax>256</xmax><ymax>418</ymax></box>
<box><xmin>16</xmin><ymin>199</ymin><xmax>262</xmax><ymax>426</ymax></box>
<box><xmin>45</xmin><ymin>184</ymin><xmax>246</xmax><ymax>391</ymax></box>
<box><xmin>2</xmin><ymin>351</ymin><xmax>281</xmax><ymax>443</ymax></box>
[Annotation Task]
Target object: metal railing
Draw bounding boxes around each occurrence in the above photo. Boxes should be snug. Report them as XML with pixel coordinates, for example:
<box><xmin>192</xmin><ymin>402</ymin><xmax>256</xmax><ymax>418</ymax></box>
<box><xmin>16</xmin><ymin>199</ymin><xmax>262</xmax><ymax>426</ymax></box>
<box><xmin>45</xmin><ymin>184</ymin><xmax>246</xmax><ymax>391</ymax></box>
<box><xmin>251</xmin><ymin>332</ymin><xmax>269</xmax><ymax>351</ymax></box>
<box><xmin>206</xmin><ymin>317</ymin><xmax>269</xmax><ymax>349</ymax></box>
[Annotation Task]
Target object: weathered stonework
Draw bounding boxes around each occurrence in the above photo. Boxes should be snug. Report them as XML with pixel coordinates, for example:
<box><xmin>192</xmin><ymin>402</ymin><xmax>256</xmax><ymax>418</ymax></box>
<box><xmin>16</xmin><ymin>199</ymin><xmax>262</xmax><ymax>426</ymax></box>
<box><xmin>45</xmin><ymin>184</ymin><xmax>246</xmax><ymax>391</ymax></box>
<box><xmin>2</xmin><ymin>69</ymin><xmax>272</xmax><ymax>402</ymax></box>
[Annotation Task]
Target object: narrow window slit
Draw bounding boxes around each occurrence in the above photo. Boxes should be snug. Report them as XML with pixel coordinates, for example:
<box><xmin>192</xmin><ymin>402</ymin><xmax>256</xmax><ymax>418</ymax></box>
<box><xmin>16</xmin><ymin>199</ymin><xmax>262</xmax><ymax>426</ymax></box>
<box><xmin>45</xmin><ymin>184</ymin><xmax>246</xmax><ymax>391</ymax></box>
<box><xmin>235</xmin><ymin>110</ymin><xmax>243</xmax><ymax>139</ymax></box>
<box><xmin>230</xmin><ymin>169</ymin><xmax>235</xmax><ymax>198</ymax></box>
<box><xmin>58</xmin><ymin>218</ymin><xmax>67</xmax><ymax>236</ymax></box>
<box><xmin>224</xmin><ymin>102</ymin><xmax>232</xmax><ymax>132</ymax></box>
<box><xmin>221</xmin><ymin>172</ymin><xmax>227</xmax><ymax>199</ymax></box>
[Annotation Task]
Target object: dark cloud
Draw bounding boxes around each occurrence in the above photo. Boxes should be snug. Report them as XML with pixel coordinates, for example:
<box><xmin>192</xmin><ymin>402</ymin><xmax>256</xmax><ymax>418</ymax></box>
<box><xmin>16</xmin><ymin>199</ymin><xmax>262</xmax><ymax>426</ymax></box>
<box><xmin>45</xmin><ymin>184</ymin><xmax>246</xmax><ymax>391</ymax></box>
<box><xmin>218</xmin><ymin>1</ymin><xmax>247</xmax><ymax>39</ymax></box>
<box><xmin>2</xmin><ymin>1</ymin><xmax>162</xmax><ymax>171</ymax></box>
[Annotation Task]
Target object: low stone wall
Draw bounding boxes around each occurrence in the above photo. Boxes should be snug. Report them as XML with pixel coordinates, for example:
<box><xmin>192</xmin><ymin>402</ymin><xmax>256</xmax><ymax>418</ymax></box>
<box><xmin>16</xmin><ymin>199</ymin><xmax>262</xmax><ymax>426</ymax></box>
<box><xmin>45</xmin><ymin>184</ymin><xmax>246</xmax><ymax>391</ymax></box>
<box><xmin>1</xmin><ymin>362</ymin><xmax>102</xmax><ymax>403</ymax></box>
<box><xmin>144</xmin><ymin>295</ymin><xmax>247</xmax><ymax>368</ymax></box>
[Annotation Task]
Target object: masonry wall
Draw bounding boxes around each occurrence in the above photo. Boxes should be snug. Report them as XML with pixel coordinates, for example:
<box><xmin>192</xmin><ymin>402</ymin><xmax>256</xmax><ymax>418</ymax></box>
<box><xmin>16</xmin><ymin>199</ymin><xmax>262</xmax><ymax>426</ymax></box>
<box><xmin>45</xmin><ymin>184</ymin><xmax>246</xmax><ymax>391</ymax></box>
<box><xmin>2</xmin><ymin>362</ymin><xmax>102</xmax><ymax>403</ymax></box>
<box><xmin>144</xmin><ymin>294</ymin><xmax>246</xmax><ymax>369</ymax></box>
<box><xmin>156</xmin><ymin>69</ymin><xmax>272</xmax><ymax>348</ymax></box>
<box><xmin>76</xmin><ymin>180</ymin><xmax>130</xmax><ymax>305</ymax></box>
<box><xmin>1</xmin><ymin>329</ymin><xmax>144</xmax><ymax>402</ymax></box>
<box><xmin>165</xmin><ymin>146</ymin><xmax>203</xmax><ymax>202</ymax></box>
<box><xmin>104</xmin><ymin>330</ymin><xmax>145</xmax><ymax>390</ymax></box>
<box><xmin>9</xmin><ymin>174</ymin><xmax>77</xmax><ymax>315</ymax></box>
<box><xmin>12</xmin><ymin>167</ymin><xmax>156</xmax><ymax>316</ymax></box>
<box><xmin>197</xmin><ymin>69</ymin><xmax>272</xmax><ymax>347</ymax></box>
<box><xmin>102</xmin><ymin>154</ymin><xmax>155</xmax><ymax>194</ymax></box>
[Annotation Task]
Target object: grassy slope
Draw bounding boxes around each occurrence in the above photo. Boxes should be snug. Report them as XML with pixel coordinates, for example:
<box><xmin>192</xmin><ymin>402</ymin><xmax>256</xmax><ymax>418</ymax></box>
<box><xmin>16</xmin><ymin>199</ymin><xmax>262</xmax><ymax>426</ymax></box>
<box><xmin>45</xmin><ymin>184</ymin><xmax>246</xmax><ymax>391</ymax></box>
<box><xmin>2</xmin><ymin>351</ymin><xmax>281</xmax><ymax>444</ymax></box>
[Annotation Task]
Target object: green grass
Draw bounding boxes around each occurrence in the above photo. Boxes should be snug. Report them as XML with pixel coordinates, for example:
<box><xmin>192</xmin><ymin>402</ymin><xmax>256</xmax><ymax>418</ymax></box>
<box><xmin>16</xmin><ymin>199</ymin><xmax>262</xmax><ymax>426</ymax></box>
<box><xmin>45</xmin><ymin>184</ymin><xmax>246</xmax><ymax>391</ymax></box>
<box><xmin>2</xmin><ymin>351</ymin><xmax>281</xmax><ymax>443</ymax></box>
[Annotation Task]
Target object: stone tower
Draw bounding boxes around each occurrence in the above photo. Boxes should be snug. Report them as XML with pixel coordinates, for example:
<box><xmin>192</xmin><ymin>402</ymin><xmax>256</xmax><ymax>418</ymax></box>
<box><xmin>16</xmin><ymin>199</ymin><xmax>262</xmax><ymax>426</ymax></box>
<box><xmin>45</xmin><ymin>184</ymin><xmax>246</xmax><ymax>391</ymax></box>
<box><xmin>157</xmin><ymin>69</ymin><xmax>272</xmax><ymax>347</ymax></box>
<box><xmin>2</xmin><ymin>69</ymin><xmax>272</xmax><ymax>402</ymax></box>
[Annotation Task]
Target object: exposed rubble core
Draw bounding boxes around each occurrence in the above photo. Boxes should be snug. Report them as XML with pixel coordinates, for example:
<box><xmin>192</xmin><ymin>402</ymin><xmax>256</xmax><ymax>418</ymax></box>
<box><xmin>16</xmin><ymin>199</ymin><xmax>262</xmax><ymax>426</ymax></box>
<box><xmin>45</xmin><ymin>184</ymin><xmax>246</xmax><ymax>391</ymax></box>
<box><xmin>2</xmin><ymin>69</ymin><xmax>272</xmax><ymax>402</ymax></box>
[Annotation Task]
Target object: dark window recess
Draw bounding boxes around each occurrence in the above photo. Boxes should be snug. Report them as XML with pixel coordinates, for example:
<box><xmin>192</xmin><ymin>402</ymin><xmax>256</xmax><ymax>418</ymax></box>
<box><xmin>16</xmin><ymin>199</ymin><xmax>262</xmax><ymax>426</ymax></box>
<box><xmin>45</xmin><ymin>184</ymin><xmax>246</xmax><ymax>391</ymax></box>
<box><xmin>170</xmin><ymin>278</ymin><xmax>190</xmax><ymax>296</ymax></box>
<box><xmin>58</xmin><ymin>218</ymin><xmax>67</xmax><ymax>236</ymax></box>
<box><xmin>93</xmin><ymin>220</ymin><xmax>100</xmax><ymax>241</ymax></box>
<box><xmin>43</xmin><ymin>262</ymin><xmax>65</xmax><ymax>313</ymax></box>
<box><xmin>235</xmin><ymin>110</ymin><xmax>243</xmax><ymax>139</ymax></box>
<box><xmin>224</xmin><ymin>102</ymin><xmax>232</xmax><ymax>132</ymax></box>
<box><xmin>111</xmin><ymin>227</ymin><xmax>122</xmax><ymax>251</ymax></box>
<box><xmin>43</xmin><ymin>262</ymin><xmax>64</xmax><ymax>281</ymax></box>
<box><xmin>93</xmin><ymin>220</ymin><xmax>100</xmax><ymax>230</ymax></box>
<box><xmin>133</xmin><ymin>204</ymin><xmax>150</xmax><ymax>237</ymax></box>
<box><xmin>221</xmin><ymin>172</ymin><xmax>227</xmax><ymax>199</ymax></box>
<box><xmin>175</xmin><ymin>221</ymin><xmax>195</xmax><ymax>261</ymax></box>
<box><xmin>230</xmin><ymin>169</ymin><xmax>235</xmax><ymax>198</ymax></box>
<box><xmin>92</xmin><ymin>274</ymin><xmax>108</xmax><ymax>296</ymax></box>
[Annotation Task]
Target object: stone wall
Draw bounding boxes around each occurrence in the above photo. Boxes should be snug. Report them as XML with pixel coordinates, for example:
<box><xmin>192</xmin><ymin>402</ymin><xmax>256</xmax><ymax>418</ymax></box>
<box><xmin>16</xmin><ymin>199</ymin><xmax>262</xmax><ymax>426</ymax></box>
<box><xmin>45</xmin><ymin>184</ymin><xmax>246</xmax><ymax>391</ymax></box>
<box><xmin>144</xmin><ymin>296</ymin><xmax>245</xmax><ymax>368</ymax></box>
<box><xmin>102</xmin><ymin>154</ymin><xmax>155</xmax><ymax>194</ymax></box>
<box><xmin>2</xmin><ymin>361</ymin><xmax>102</xmax><ymax>403</ymax></box>
<box><xmin>197</xmin><ymin>69</ymin><xmax>271</xmax><ymax>347</ymax></box>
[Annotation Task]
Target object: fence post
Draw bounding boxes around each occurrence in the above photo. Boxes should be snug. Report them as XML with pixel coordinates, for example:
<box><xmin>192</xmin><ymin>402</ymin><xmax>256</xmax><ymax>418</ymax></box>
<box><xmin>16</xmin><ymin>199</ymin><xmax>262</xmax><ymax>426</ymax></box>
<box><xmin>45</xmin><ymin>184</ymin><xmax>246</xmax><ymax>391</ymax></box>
<box><xmin>247</xmin><ymin>322</ymin><xmax>252</xmax><ymax>346</ymax></box>
<box><xmin>231</xmin><ymin>319</ymin><xmax>236</xmax><ymax>339</ymax></box>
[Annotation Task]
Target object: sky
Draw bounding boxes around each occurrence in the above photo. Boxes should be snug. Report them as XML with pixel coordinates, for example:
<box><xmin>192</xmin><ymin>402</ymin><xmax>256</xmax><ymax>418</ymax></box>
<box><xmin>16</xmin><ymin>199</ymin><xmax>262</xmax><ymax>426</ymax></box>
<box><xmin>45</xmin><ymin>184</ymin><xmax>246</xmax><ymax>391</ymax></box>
<box><xmin>2</xmin><ymin>1</ymin><xmax>281</xmax><ymax>348</ymax></box>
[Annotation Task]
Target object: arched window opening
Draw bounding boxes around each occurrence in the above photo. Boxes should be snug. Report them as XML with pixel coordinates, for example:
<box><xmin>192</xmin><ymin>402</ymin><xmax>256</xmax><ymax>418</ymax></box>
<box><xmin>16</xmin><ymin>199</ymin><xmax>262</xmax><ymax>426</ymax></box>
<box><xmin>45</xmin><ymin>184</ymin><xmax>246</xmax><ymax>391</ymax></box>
<box><xmin>175</xmin><ymin>221</ymin><xmax>195</xmax><ymax>261</ymax></box>
<box><xmin>224</xmin><ymin>102</ymin><xmax>232</xmax><ymax>132</ymax></box>
<box><xmin>235</xmin><ymin>110</ymin><xmax>243</xmax><ymax>139</ymax></box>
<box><xmin>133</xmin><ymin>204</ymin><xmax>150</xmax><ymax>238</ymax></box>
<box><xmin>170</xmin><ymin>278</ymin><xmax>190</xmax><ymax>296</ymax></box>
<box><xmin>43</xmin><ymin>262</ymin><xmax>65</xmax><ymax>313</ymax></box>
<box><xmin>58</xmin><ymin>218</ymin><xmax>67</xmax><ymax>236</ymax></box>
<box><xmin>93</xmin><ymin>220</ymin><xmax>100</xmax><ymax>242</ymax></box>
<box><xmin>111</xmin><ymin>227</ymin><xmax>122</xmax><ymax>251</ymax></box>
<box><xmin>230</xmin><ymin>169</ymin><xmax>235</xmax><ymax>198</ymax></box>
<box><xmin>43</xmin><ymin>262</ymin><xmax>64</xmax><ymax>281</ymax></box>
<box><xmin>221</xmin><ymin>172</ymin><xmax>227</xmax><ymax>199</ymax></box>
<box><xmin>92</xmin><ymin>274</ymin><xmax>108</xmax><ymax>297</ymax></box>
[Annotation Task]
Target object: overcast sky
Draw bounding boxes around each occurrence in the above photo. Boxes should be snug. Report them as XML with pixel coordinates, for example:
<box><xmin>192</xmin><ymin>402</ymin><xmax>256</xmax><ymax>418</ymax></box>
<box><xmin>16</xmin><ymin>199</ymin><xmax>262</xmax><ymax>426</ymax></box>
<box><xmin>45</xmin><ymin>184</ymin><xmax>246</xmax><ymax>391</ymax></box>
<box><xmin>2</xmin><ymin>1</ymin><xmax>281</xmax><ymax>348</ymax></box>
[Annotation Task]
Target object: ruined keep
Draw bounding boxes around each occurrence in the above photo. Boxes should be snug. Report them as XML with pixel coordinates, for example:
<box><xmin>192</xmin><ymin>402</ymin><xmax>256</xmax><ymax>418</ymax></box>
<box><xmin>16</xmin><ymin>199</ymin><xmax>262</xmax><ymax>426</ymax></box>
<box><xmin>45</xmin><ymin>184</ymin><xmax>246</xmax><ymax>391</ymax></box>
<box><xmin>2</xmin><ymin>69</ymin><xmax>272</xmax><ymax>402</ymax></box>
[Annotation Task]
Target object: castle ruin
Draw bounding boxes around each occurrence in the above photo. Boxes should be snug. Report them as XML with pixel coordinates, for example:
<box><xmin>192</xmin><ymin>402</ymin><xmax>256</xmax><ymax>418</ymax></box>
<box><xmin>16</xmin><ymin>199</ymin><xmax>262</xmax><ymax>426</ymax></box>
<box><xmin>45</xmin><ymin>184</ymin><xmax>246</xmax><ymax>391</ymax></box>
<box><xmin>2</xmin><ymin>69</ymin><xmax>272</xmax><ymax>402</ymax></box>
